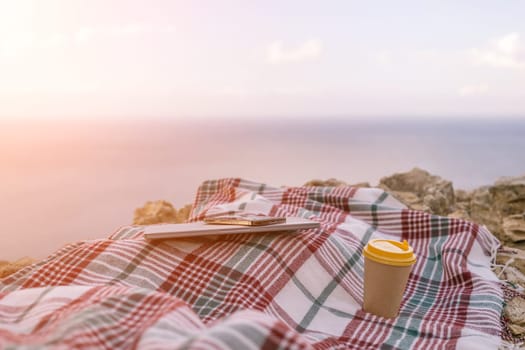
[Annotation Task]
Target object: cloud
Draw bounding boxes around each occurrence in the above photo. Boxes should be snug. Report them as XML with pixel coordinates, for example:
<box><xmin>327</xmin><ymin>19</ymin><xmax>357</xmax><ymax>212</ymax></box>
<box><xmin>470</xmin><ymin>32</ymin><xmax>525</xmax><ymax>69</ymax></box>
<box><xmin>458</xmin><ymin>83</ymin><xmax>489</xmax><ymax>97</ymax></box>
<box><xmin>266</xmin><ymin>39</ymin><xmax>322</xmax><ymax>64</ymax></box>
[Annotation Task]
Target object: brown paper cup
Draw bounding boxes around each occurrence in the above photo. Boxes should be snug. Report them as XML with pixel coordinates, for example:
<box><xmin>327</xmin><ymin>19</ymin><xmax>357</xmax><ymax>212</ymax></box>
<box><xmin>362</xmin><ymin>239</ymin><xmax>416</xmax><ymax>318</ymax></box>
<box><xmin>363</xmin><ymin>257</ymin><xmax>413</xmax><ymax>318</ymax></box>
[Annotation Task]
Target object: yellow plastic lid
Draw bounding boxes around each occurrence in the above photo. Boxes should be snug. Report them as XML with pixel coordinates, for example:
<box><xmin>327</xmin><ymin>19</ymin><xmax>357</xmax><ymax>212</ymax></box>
<box><xmin>363</xmin><ymin>239</ymin><xmax>416</xmax><ymax>267</ymax></box>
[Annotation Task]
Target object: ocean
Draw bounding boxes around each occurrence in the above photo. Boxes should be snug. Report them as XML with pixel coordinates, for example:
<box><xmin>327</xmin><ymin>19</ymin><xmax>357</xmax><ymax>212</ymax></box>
<box><xmin>1</xmin><ymin>117</ymin><xmax>524</xmax><ymax>260</ymax></box>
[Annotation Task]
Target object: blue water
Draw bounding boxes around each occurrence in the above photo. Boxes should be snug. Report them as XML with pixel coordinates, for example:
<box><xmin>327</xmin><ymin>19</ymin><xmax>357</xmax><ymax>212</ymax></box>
<box><xmin>1</xmin><ymin>118</ymin><xmax>524</xmax><ymax>260</ymax></box>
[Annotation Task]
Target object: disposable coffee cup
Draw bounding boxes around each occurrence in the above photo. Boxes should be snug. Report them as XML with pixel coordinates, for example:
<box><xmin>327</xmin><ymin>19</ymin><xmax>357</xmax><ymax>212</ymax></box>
<box><xmin>363</xmin><ymin>239</ymin><xmax>416</xmax><ymax>318</ymax></box>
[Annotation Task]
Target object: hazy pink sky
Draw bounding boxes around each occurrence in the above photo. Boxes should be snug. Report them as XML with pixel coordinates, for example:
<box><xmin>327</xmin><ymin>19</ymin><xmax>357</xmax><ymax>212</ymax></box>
<box><xmin>1</xmin><ymin>0</ymin><xmax>525</xmax><ymax>120</ymax></box>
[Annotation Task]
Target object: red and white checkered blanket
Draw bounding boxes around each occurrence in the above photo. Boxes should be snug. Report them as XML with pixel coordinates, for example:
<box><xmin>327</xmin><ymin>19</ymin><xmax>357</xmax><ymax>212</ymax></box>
<box><xmin>0</xmin><ymin>179</ymin><xmax>503</xmax><ymax>349</ymax></box>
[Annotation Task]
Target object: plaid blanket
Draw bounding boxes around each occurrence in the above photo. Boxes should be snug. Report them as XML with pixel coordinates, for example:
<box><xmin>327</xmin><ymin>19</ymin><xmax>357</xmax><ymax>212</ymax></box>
<box><xmin>0</xmin><ymin>178</ymin><xmax>503</xmax><ymax>349</ymax></box>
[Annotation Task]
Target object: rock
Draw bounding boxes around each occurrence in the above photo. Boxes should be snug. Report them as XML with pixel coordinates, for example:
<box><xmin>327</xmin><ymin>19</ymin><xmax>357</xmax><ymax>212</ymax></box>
<box><xmin>502</xmin><ymin>215</ymin><xmax>525</xmax><ymax>242</ymax></box>
<box><xmin>386</xmin><ymin>190</ymin><xmax>430</xmax><ymax>212</ymax></box>
<box><xmin>492</xmin><ymin>176</ymin><xmax>525</xmax><ymax>217</ymax></box>
<box><xmin>452</xmin><ymin>190</ymin><xmax>471</xmax><ymax>220</ymax></box>
<box><xmin>133</xmin><ymin>200</ymin><xmax>192</xmax><ymax>225</ymax></box>
<box><xmin>455</xmin><ymin>189</ymin><xmax>472</xmax><ymax>204</ymax></box>
<box><xmin>496</xmin><ymin>247</ymin><xmax>525</xmax><ymax>289</ymax></box>
<box><xmin>0</xmin><ymin>257</ymin><xmax>37</xmax><ymax>278</ymax></box>
<box><xmin>134</xmin><ymin>200</ymin><xmax>178</xmax><ymax>225</ymax></box>
<box><xmin>350</xmin><ymin>182</ymin><xmax>371</xmax><ymax>188</ymax></box>
<box><xmin>494</xmin><ymin>243</ymin><xmax>525</xmax><ymax>338</ymax></box>
<box><xmin>304</xmin><ymin>178</ymin><xmax>348</xmax><ymax>187</ymax></box>
<box><xmin>470</xmin><ymin>186</ymin><xmax>502</xmax><ymax>235</ymax></box>
<box><xmin>303</xmin><ymin>179</ymin><xmax>371</xmax><ymax>188</ymax></box>
<box><xmin>423</xmin><ymin>192</ymin><xmax>451</xmax><ymax>216</ymax></box>
<box><xmin>469</xmin><ymin>175</ymin><xmax>525</xmax><ymax>244</ymax></box>
<box><xmin>379</xmin><ymin>168</ymin><xmax>455</xmax><ymax>216</ymax></box>
<box><xmin>504</xmin><ymin>297</ymin><xmax>525</xmax><ymax>333</ymax></box>
<box><xmin>508</xmin><ymin>323</ymin><xmax>525</xmax><ymax>336</ymax></box>
<box><xmin>176</xmin><ymin>204</ymin><xmax>192</xmax><ymax>223</ymax></box>
<box><xmin>448</xmin><ymin>209</ymin><xmax>471</xmax><ymax>221</ymax></box>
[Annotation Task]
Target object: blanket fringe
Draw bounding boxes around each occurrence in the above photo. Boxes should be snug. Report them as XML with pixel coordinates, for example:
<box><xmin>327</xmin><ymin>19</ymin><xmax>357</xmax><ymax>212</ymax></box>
<box><xmin>499</xmin><ymin>340</ymin><xmax>525</xmax><ymax>350</ymax></box>
<box><xmin>490</xmin><ymin>237</ymin><xmax>525</xmax><ymax>293</ymax></box>
<box><xmin>488</xmin><ymin>228</ymin><xmax>505</xmax><ymax>279</ymax></box>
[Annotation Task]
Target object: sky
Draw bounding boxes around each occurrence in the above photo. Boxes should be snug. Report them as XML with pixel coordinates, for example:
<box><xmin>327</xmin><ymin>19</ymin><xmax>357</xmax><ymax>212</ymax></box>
<box><xmin>1</xmin><ymin>0</ymin><xmax>525</xmax><ymax>120</ymax></box>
